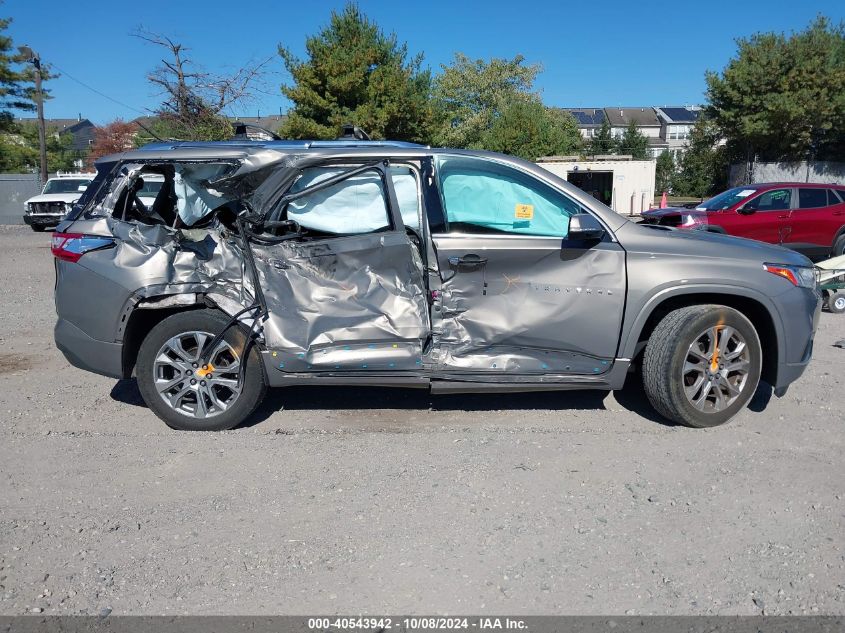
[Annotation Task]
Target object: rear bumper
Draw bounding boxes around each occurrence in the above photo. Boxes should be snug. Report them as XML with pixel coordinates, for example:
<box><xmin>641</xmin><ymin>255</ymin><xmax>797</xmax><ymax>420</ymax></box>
<box><xmin>54</xmin><ymin>318</ymin><xmax>123</xmax><ymax>379</ymax></box>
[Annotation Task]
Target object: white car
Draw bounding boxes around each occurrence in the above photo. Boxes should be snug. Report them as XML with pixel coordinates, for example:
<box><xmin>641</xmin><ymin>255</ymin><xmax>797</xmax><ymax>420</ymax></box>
<box><xmin>23</xmin><ymin>173</ymin><xmax>95</xmax><ymax>231</ymax></box>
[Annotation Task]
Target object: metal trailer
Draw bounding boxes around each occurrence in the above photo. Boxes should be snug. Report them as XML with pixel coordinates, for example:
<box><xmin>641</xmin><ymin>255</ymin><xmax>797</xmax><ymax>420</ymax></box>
<box><xmin>817</xmin><ymin>254</ymin><xmax>845</xmax><ymax>314</ymax></box>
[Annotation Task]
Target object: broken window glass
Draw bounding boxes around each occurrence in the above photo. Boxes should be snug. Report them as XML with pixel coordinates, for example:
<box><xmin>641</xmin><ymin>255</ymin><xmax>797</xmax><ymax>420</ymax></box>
<box><xmin>173</xmin><ymin>163</ymin><xmax>237</xmax><ymax>226</ymax></box>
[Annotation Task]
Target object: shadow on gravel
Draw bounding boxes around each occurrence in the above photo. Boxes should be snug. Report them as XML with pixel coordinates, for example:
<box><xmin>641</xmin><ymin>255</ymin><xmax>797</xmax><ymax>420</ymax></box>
<box><xmin>109</xmin><ymin>375</ymin><xmax>679</xmax><ymax>428</ymax></box>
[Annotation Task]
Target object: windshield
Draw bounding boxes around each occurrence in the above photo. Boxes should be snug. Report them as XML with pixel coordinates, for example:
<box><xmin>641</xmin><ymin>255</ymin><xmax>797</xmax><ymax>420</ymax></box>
<box><xmin>698</xmin><ymin>186</ymin><xmax>759</xmax><ymax>211</ymax></box>
<box><xmin>43</xmin><ymin>179</ymin><xmax>92</xmax><ymax>194</ymax></box>
<box><xmin>137</xmin><ymin>179</ymin><xmax>164</xmax><ymax>197</ymax></box>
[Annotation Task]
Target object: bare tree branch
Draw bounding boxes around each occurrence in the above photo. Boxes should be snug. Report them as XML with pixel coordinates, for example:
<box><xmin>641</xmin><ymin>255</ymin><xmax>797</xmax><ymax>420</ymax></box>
<box><xmin>132</xmin><ymin>26</ymin><xmax>269</xmax><ymax>123</ymax></box>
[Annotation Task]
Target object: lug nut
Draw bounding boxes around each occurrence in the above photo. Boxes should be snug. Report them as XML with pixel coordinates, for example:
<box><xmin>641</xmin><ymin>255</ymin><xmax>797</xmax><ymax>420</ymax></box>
<box><xmin>190</xmin><ymin>379</ymin><xmax>197</xmax><ymax>385</ymax></box>
<box><xmin>192</xmin><ymin>363</ymin><xmax>198</xmax><ymax>368</ymax></box>
<box><xmin>202</xmin><ymin>365</ymin><xmax>208</xmax><ymax>370</ymax></box>
<box><xmin>200</xmin><ymin>380</ymin><xmax>206</xmax><ymax>386</ymax></box>
<box><xmin>186</xmin><ymin>369</ymin><xmax>192</xmax><ymax>375</ymax></box>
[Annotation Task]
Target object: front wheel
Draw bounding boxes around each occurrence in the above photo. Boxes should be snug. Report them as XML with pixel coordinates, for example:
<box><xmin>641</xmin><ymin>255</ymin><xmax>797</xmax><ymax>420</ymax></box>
<box><xmin>136</xmin><ymin>309</ymin><xmax>267</xmax><ymax>431</ymax></box>
<box><xmin>828</xmin><ymin>291</ymin><xmax>845</xmax><ymax>315</ymax></box>
<box><xmin>642</xmin><ymin>305</ymin><xmax>762</xmax><ymax>428</ymax></box>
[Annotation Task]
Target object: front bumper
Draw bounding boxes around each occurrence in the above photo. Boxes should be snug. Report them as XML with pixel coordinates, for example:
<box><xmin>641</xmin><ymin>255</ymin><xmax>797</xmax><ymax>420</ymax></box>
<box><xmin>54</xmin><ymin>318</ymin><xmax>124</xmax><ymax>379</ymax></box>
<box><xmin>24</xmin><ymin>213</ymin><xmax>64</xmax><ymax>227</ymax></box>
<box><xmin>772</xmin><ymin>286</ymin><xmax>821</xmax><ymax>391</ymax></box>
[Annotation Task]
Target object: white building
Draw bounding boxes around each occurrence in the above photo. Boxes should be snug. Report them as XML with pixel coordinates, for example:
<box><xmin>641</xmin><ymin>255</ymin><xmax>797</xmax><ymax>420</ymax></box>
<box><xmin>537</xmin><ymin>155</ymin><xmax>656</xmax><ymax>216</ymax></box>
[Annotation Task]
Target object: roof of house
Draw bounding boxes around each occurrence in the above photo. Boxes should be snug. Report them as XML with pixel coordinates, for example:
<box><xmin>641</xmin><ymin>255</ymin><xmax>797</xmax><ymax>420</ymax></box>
<box><xmin>230</xmin><ymin>115</ymin><xmax>287</xmax><ymax>133</ymax></box>
<box><xmin>563</xmin><ymin>108</ymin><xmax>606</xmax><ymax>127</ymax></box>
<box><xmin>604</xmin><ymin>107</ymin><xmax>661</xmax><ymax>128</ymax></box>
<box><xmin>16</xmin><ymin>117</ymin><xmax>93</xmax><ymax>131</ymax></box>
<box><xmin>16</xmin><ymin>117</ymin><xmax>96</xmax><ymax>151</ymax></box>
<box><xmin>655</xmin><ymin>106</ymin><xmax>701</xmax><ymax>124</ymax></box>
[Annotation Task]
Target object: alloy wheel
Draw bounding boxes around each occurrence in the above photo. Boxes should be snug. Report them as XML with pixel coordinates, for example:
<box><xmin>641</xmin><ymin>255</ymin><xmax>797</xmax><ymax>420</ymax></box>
<box><xmin>153</xmin><ymin>331</ymin><xmax>242</xmax><ymax>419</ymax></box>
<box><xmin>682</xmin><ymin>325</ymin><xmax>751</xmax><ymax>413</ymax></box>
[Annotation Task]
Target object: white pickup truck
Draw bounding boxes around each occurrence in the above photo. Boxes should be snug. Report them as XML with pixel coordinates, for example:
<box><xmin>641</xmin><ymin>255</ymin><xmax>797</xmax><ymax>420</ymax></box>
<box><xmin>23</xmin><ymin>173</ymin><xmax>95</xmax><ymax>231</ymax></box>
<box><xmin>24</xmin><ymin>172</ymin><xmax>165</xmax><ymax>231</ymax></box>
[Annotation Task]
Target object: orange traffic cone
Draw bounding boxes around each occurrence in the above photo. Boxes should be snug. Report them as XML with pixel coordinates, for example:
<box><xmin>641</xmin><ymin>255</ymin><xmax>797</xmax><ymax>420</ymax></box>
<box><xmin>660</xmin><ymin>191</ymin><xmax>668</xmax><ymax>208</ymax></box>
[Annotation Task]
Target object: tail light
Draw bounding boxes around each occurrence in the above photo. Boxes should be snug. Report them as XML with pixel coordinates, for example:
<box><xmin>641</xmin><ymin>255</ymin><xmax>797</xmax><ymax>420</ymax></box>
<box><xmin>51</xmin><ymin>233</ymin><xmax>115</xmax><ymax>263</ymax></box>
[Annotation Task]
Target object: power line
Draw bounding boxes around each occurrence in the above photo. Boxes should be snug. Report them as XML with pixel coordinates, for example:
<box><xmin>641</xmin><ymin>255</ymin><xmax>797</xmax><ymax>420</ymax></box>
<box><xmin>48</xmin><ymin>62</ymin><xmax>151</xmax><ymax>118</ymax></box>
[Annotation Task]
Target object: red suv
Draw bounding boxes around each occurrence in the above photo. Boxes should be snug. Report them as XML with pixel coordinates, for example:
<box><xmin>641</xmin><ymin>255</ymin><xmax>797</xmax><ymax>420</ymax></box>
<box><xmin>641</xmin><ymin>183</ymin><xmax>845</xmax><ymax>260</ymax></box>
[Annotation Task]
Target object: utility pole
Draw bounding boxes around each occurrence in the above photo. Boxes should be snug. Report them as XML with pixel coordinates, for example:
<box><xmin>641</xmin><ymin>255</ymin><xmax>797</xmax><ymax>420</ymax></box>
<box><xmin>20</xmin><ymin>45</ymin><xmax>48</xmax><ymax>185</ymax></box>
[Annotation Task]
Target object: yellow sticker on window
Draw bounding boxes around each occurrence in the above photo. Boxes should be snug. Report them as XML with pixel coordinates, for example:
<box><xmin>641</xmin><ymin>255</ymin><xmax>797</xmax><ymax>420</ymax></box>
<box><xmin>515</xmin><ymin>203</ymin><xmax>534</xmax><ymax>220</ymax></box>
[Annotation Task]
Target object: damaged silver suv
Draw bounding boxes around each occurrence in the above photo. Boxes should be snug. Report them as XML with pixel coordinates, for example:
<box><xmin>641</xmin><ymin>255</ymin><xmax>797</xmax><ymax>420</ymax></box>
<box><xmin>52</xmin><ymin>140</ymin><xmax>820</xmax><ymax>430</ymax></box>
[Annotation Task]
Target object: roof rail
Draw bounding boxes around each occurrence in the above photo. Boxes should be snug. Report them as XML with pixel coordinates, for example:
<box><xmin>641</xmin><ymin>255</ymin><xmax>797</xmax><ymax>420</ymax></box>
<box><xmin>139</xmin><ymin>139</ymin><xmax>426</xmax><ymax>151</ymax></box>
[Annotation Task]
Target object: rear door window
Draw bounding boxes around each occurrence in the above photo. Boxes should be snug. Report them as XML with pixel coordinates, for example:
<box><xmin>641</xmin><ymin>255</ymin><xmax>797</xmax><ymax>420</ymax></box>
<box><xmin>798</xmin><ymin>188</ymin><xmax>828</xmax><ymax>209</ymax></box>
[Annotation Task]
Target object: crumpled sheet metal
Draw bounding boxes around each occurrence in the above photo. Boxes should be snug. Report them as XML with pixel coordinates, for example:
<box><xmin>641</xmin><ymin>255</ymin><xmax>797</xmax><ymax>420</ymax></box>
<box><xmin>95</xmin><ymin>217</ymin><xmax>254</xmax><ymax>317</ymax></box>
<box><xmin>434</xmin><ymin>246</ymin><xmax>625</xmax><ymax>375</ymax></box>
<box><xmin>253</xmin><ymin>232</ymin><xmax>430</xmax><ymax>372</ymax></box>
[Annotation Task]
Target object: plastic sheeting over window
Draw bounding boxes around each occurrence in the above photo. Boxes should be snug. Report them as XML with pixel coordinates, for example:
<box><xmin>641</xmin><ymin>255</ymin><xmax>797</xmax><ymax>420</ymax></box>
<box><xmin>285</xmin><ymin>166</ymin><xmax>420</xmax><ymax>235</ymax></box>
<box><xmin>390</xmin><ymin>166</ymin><xmax>421</xmax><ymax>229</ymax></box>
<box><xmin>437</xmin><ymin>156</ymin><xmax>579</xmax><ymax>237</ymax></box>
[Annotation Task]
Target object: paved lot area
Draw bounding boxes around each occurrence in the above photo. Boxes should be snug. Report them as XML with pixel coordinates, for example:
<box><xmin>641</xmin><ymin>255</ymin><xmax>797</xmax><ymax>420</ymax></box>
<box><xmin>0</xmin><ymin>226</ymin><xmax>843</xmax><ymax>616</ymax></box>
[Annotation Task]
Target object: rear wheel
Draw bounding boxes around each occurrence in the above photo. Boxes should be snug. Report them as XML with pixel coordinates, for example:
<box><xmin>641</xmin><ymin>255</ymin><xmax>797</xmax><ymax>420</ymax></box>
<box><xmin>136</xmin><ymin>309</ymin><xmax>266</xmax><ymax>431</ymax></box>
<box><xmin>833</xmin><ymin>234</ymin><xmax>845</xmax><ymax>257</ymax></box>
<box><xmin>642</xmin><ymin>305</ymin><xmax>762</xmax><ymax>427</ymax></box>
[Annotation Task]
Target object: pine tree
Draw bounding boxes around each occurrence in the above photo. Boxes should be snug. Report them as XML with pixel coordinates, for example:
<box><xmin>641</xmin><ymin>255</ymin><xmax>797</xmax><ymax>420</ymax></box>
<box><xmin>278</xmin><ymin>3</ymin><xmax>435</xmax><ymax>142</ymax></box>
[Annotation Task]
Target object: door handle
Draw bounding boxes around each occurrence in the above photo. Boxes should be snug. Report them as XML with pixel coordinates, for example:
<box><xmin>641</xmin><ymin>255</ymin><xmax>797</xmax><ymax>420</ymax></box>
<box><xmin>777</xmin><ymin>214</ymin><xmax>790</xmax><ymax>219</ymax></box>
<box><xmin>448</xmin><ymin>254</ymin><xmax>488</xmax><ymax>268</ymax></box>
<box><xmin>833</xmin><ymin>211</ymin><xmax>844</xmax><ymax>216</ymax></box>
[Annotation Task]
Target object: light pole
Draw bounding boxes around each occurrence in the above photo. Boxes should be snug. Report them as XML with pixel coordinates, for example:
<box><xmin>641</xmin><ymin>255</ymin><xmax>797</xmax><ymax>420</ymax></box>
<box><xmin>19</xmin><ymin>45</ymin><xmax>48</xmax><ymax>185</ymax></box>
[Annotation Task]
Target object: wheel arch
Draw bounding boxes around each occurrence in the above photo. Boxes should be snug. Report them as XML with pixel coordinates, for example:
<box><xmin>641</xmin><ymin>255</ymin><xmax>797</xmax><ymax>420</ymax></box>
<box><xmin>832</xmin><ymin>225</ymin><xmax>845</xmax><ymax>252</ymax></box>
<box><xmin>121</xmin><ymin>302</ymin><xmax>205</xmax><ymax>378</ymax></box>
<box><xmin>622</xmin><ymin>287</ymin><xmax>782</xmax><ymax>386</ymax></box>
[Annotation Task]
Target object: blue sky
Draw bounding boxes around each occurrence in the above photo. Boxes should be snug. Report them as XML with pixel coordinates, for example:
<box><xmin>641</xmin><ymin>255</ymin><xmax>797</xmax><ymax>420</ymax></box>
<box><xmin>4</xmin><ymin>0</ymin><xmax>844</xmax><ymax>124</ymax></box>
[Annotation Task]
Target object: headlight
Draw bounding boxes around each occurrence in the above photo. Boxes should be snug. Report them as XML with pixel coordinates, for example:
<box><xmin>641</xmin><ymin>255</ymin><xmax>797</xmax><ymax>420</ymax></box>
<box><xmin>763</xmin><ymin>263</ymin><xmax>817</xmax><ymax>289</ymax></box>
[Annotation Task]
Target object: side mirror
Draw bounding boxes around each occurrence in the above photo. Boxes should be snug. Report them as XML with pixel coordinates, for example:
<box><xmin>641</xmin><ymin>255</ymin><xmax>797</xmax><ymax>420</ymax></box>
<box><xmin>568</xmin><ymin>213</ymin><xmax>605</xmax><ymax>241</ymax></box>
<box><xmin>737</xmin><ymin>204</ymin><xmax>756</xmax><ymax>215</ymax></box>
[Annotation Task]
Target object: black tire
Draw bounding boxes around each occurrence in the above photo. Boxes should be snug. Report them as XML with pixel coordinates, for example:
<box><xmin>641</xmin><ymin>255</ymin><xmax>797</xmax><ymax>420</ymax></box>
<box><xmin>828</xmin><ymin>291</ymin><xmax>845</xmax><ymax>315</ymax></box>
<box><xmin>832</xmin><ymin>234</ymin><xmax>845</xmax><ymax>257</ymax></box>
<box><xmin>30</xmin><ymin>224</ymin><xmax>46</xmax><ymax>232</ymax></box>
<box><xmin>136</xmin><ymin>309</ymin><xmax>267</xmax><ymax>431</ymax></box>
<box><xmin>642</xmin><ymin>305</ymin><xmax>762</xmax><ymax>428</ymax></box>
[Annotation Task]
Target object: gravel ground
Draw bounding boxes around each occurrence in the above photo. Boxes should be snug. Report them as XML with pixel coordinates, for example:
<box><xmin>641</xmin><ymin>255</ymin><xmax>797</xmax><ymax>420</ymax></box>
<box><xmin>0</xmin><ymin>226</ymin><xmax>843</xmax><ymax>616</ymax></box>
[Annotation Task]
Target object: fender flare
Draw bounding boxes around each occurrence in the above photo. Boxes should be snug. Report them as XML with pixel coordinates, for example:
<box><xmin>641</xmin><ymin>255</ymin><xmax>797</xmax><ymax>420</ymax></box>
<box><xmin>618</xmin><ymin>283</ymin><xmax>786</xmax><ymax>364</ymax></box>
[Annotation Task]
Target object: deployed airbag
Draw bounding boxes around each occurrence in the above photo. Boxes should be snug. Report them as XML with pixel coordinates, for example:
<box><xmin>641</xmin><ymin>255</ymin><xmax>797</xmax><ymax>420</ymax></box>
<box><xmin>174</xmin><ymin>163</ymin><xmax>237</xmax><ymax>226</ymax></box>
<box><xmin>438</xmin><ymin>156</ymin><xmax>576</xmax><ymax>237</ymax></box>
<box><xmin>286</xmin><ymin>167</ymin><xmax>420</xmax><ymax>234</ymax></box>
